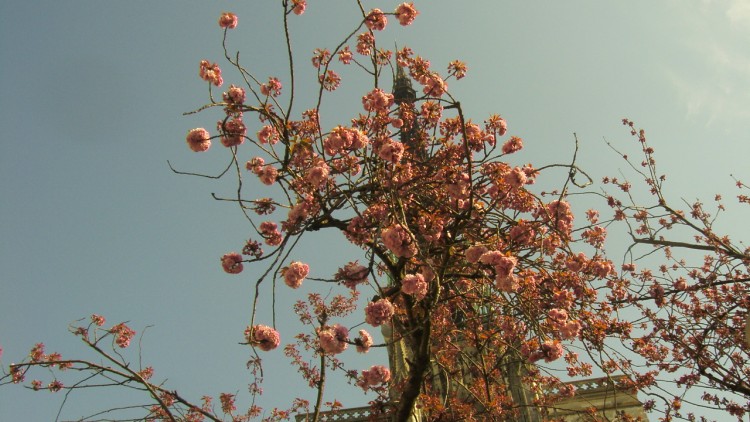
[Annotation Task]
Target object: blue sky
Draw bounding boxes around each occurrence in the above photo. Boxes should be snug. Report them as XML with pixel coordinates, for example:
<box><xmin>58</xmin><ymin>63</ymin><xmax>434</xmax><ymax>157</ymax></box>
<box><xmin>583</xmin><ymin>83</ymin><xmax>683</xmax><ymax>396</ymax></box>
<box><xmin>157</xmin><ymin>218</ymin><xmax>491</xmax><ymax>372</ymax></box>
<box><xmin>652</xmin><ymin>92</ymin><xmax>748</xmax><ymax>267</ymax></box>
<box><xmin>2</xmin><ymin>1</ymin><xmax>750</xmax><ymax>420</ymax></box>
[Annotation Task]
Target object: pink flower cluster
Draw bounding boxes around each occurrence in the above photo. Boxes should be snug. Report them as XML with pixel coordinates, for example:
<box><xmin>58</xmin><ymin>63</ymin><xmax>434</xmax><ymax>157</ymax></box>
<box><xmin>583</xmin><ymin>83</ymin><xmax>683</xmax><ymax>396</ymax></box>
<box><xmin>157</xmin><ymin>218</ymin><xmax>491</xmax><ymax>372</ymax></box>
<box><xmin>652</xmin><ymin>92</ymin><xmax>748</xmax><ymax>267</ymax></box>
<box><xmin>543</xmin><ymin>200</ymin><xmax>574</xmax><ymax>235</ymax></box>
<box><xmin>395</xmin><ymin>3</ymin><xmax>419</xmax><ymax>26</ymax></box>
<box><xmin>318</xmin><ymin>324</ymin><xmax>349</xmax><ymax>354</ymax></box>
<box><xmin>465</xmin><ymin>245</ymin><xmax>489</xmax><ymax>263</ymax></box>
<box><xmin>501</xmin><ymin>136</ymin><xmax>523</xmax><ymax>154</ymax></box>
<box><xmin>364</xmin><ymin>9</ymin><xmax>387</xmax><ymax>31</ymax></box>
<box><xmin>257</xmin><ymin>125</ymin><xmax>279</xmax><ymax>145</ymax></box>
<box><xmin>357</xmin><ymin>365</ymin><xmax>391</xmax><ymax>391</ymax></box>
<box><xmin>91</xmin><ymin>314</ymin><xmax>106</xmax><ymax>327</ymax></box>
<box><xmin>247</xmin><ymin>156</ymin><xmax>278</xmax><ymax>185</ymax></box>
<box><xmin>186</xmin><ymin>128</ymin><xmax>211</xmax><ymax>152</ymax></box>
<box><xmin>217</xmin><ymin>117</ymin><xmax>246</xmax><ymax>147</ymax></box>
<box><xmin>220</xmin><ymin>393</ymin><xmax>236</xmax><ymax>414</ymax></box>
<box><xmin>378</xmin><ymin>139</ymin><xmax>405</xmax><ymax>163</ymax></box>
<box><xmin>323</xmin><ymin>126</ymin><xmax>369</xmax><ymax>156</ymax></box>
<box><xmin>246</xmin><ymin>324</ymin><xmax>280</xmax><ymax>351</ymax></box>
<box><xmin>529</xmin><ymin>340</ymin><xmax>564</xmax><ymax>363</ymax></box>
<box><xmin>356</xmin><ymin>32</ymin><xmax>375</xmax><ymax>56</ymax></box>
<box><xmin>199</xmin><ymin>60</ymin><xmax>223</xmax><ymax>87</ymax></box>
<box><xmin>109</xmin><ymin>323</ymin><xmax>135</xmax><ymax>348</ymax></box>
<box><xmin>509</xmin><ymin>221</ymin><xmax>535</xmax><ymax>246</ymax></box>
<box><xmin>485</xmin><ymin>116</ymin><xmax>508</xmax><ymax>139</ymax></box>
<box><xmin>478</xmin><ymin>251</ymin><xmax>517</xmax><ymax>278</ymax></box>
<box><xmin>291</xmin><ymin>0</ymin><xmax>306</xmax><ymax>15</ymax></box>
<box><xmin>282</xmin><ymin>261</ymin><xmax>309</xmax><ymax>289</ymax></box>
<box><xmin>259</xmin><ymin>221</ymin><xmax>282</xmax><ymax>246</ymax></box>
<box><xmin>365</xmin><ymin>299</ymin><xmax>394</xmax><ymax>327</ymax></box>
<box><xmin>223</xmin><ymin>84</ymin><xmax>246</xmax><ymax>105</ymax></box>
<box><xmin>338</xmin><ymin>47</ymin><xmax>353</xmax><ymax>64</ymax></box>
<box><xmin>319</xmin><ymin>70</ymin><xmax>341</xmax><ymax>91</ymax></box>
<box><xmin>401</xmin><ymin>273</ymin><xmax>428</xmax><ymax>300</ymax></box>
<box><xmin>218</xmin><ymin>12</ymin><xmax>238</xmax><ymax>29</ymax></box>
<box><xmin>362</xmin><ymin>88</ymin><xmax>394</xmax><ymax>114</ymax></box>
<box><xmin>311</xmin><ymin>48</ymin><xmax>331</xmax><ymax>69</ymax></box>
<box><xmin>504</xmin><ymin>167</ymin><xmax>527</xmax><ymax>189</ymax></box>
<box><xmin>423</xmin><ymin>74</ymin><xmax>447</xmax><ymax>97</ymax></box>
<box><xmin>260</xmin><ymin>77</ymin><xmax>282</xmax><ymax>97</ymax></box>
<box><xmin>335</xmin><ymin>261</ymin><xmax>369</xmax><ymax>289</ymax></box>
<box><xmin>221</xmin><ymin>252</ymin><xmax>244</xmax><ymax>274</ymax></box>
<box><xmin>355</xmin><ymin>330</ymin><xmax>373</xmax><ymax>353</ymax></box>
<box><xmin>382</xmin><ymin>224</ymin><xmax>416</xmax><ymax>258</ymax></box>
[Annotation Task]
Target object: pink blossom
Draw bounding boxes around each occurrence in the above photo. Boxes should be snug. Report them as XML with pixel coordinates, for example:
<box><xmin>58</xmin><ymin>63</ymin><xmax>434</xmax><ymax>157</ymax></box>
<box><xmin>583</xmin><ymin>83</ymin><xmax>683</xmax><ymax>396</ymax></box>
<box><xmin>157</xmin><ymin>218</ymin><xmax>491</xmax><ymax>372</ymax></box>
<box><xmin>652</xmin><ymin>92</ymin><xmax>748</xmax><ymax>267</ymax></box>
<box><xmin>401</xmin><ymin>273</ymin><xmax>428</xmax><ymax>300</ymax></box>
<box><xmin>548</xmin><ymin>308</ymin><xmax>568</xmax><ymax>322</ymax></box>
<box><xmin>338</xmin><ymin>47</ymin><xmax>353</xmax><ymax>64</ymax></box>
<box><xmin>486</xmin><ymin>114</ymin><xmax>508</xmax><ymax>136</ymax></box>
<box><xmin>259</xmin><ymin>221</ymin><xmax>282</xmax><ymax>246</ymax></box>
<box><xmin>356</xmin><ymin>32</ymin><xmax>375</xmax><ymax>56</ymax></box>
<box><xmin>590</xmin><ymin>259</ymin><xmax>615</xmax><ymax>278</ymax></box>
<box><xmin>324</xmin><ymin>126</ymin><xmax>369</xmax><ymax>155</ymax></box>
<box><xmin>311</xmin><ymin>48</ymin><xmax>331</xmax><ymax>69</ymax></box>
<box><xmin>355</xmin><ymin>330</ymin><xmax>373</xmax><ymax>353</ymax></box>
<box><xmin>478</xmin><ymin>251</ymin><xmax>505</xmax><ymax>266</ymax></box>
<box><xmin>246</xmin><ymin>324</ymin><xmax>280</xmax><ymax>351</ymax></box>
<box><xmin>465</xmin><ymin>245</ymin><xmax>488</xmax><ymax>263</ymax></box>
<box><xmin>560</xmin><ymin>320</ymin><xmax>582</xmax><ymax>340</ymax></box>
<box><xmin>364</xmin><ymin>9</ymin><xmax>387</xmax><ymax>31</ymax></box>
<box><xmin>362</xmin><ymin>88</ymin><xmax>394</xmax><ymax>114</ymax></box>
<box><xmin>257</xmin><ymin>165</ymin><xmax>278</xmax><ymax>185</ymax></box>
<box><xmin>109</xmin><ymin>323</ymin><xmax>135</xmax><ymax>348</ymax></box>
<box><xmin>221</xmin><ymin>252</ymin><xmax>244</xmax><ymax>274</ymax></box>
<box><xmin>220</xmin><ymin>393</ymin><xmax>237</xmax><ymax>414</ymax></box>
<box><xmin>223</xmin><ymin>84</ymin><xmax>246</xmax><ymax>105</ymax></box>
<box><xmin>218</xmin><ymin>12</ymin><xmax>238</xmax><ymax>29</ymax></box>
<box><xmin>318</xmin><ymin>324</ymin><xmax>349</xmax><ymax>354</ymax></box>
<box><xmin>247</xmin><ymin>156</ymin><xmax>265</xmax><ymax>173</ymax></box>
<box><xmin>511</xmin><ymin>223</ymin><xmax>535</xmax><ymax>246</ymax></box>
<box><xmin>365</xmin><ymin>299</ymin><xmax>394</xmax><ymax>327</ymax></box>
<box><xmin>306</xmin><ymin>161</ymin><xmax>330</xmax><ymax>187</ymax></box>
<box><xmin>199</xmin><ymin>60</ymin><xmax>223</xmax><ymax>87</ymax></box>
<box><xmin>257</xmin><ymin>125</ymin><xmax>279</xmax><ymax>145</ymax></box>
<box><xmin>395</xmin><ymin>3</ymin><xmax>419</xmax><ymax>26</ymax></box>
<box><xmin>260</xmin><ymin>77</ymin><xmax>282</xmax><ymax>97</ymax></box>
<box><xmin>539</xmin><ymin>340</ymin><xmax>564</xmax><ymax>363</ymax></box>
<box><xmin>423</xmin><ymin>74</ymin><xmax>447</xmax><ymax>97</ymax></box>
<box><xmin>381</xmin><ymin>224</ymin><xmax>416</xmax><ymax>258</ymax></box>
<box><xmin>91</xmin><ymin>314</ymin><xmax>106</xmax><ymax>327</ymax></box>
<box><xmin>335</xmin><ymin>261</ymin><xmax>369</xmax><ymax>289</ymax></box>
<box><xmin>291</xmin><ymin>0</ymin><xmax>306</xmax><ymax>15</ymax></box>
<box><xmin>48</xmin><ymin>380</ymin><xmax>64</xmax><ymax>392</ymax></box>
<box><xmin>282</xmin><ymin>261</ymin><xmax>309</xmax><ymax>289</ymax></box>
<box><xmin>186</xmin><ymin>128</ymin><xmax>211</xmax><ymax>152</ymax></box>
<box><xmin>495</xmin><ymin>256</ymin><xmax>517</xmax><ymax>278</ymax></box>
<box><xmin>286</xmin><ymin>199</ymin><xmax>312</xmax><ymax>229</ymax></box>
<box><xmin>495</xmin><ymin>275</ymin><xmax>519</xmax><ymax>292</ymax></box>
<box><xmin>378</xmin><ymin>140</ymin><xmax>405</xmax><ymax>163</ymax></box>
<box><xmin>421</xmin><ymin>101</ymin><xmax>443</xmax><ymax>125</ymax></box>
<box><xmin>448</xmin><ymin>60</ymin><xmax>467</xmax><ymax>79</ymax></box>
<box><xmin>319</xmin><ymin>70</ymin><xmax>341</xmax><ymax>91</ymax></box>
<box><xmin>501</xmin><ymin>136</ymin><xmax>523</xmax><ymax>154</ymax></box>
<box><xmin>217</xmin><ymin>117</ymin><xmax>246</xmax><ymax>147</ymax></box>
<box><xmin>358</xmin><ymin>365</ymin><xmax>391</xmax><ymax>391</ymax></box>
<box><xmin>504</xmin><ymin>167</ymin><xmax>527</xmax><ymax>189</ymax></box>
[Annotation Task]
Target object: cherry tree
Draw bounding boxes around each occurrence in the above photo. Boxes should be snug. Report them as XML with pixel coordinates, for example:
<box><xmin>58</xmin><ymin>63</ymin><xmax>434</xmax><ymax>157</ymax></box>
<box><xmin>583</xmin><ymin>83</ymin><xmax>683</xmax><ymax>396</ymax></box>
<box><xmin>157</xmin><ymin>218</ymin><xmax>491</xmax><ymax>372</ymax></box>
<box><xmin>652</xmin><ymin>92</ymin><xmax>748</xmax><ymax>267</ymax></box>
<box><xmin>3</xmin><ymin>2</ymin><xmax>748</xmax><ymax>422</ymax></box>
<box><xmin>597</xmin><ymin>119</ymin><xmax>750</xmax><ymax>419</ymax></box>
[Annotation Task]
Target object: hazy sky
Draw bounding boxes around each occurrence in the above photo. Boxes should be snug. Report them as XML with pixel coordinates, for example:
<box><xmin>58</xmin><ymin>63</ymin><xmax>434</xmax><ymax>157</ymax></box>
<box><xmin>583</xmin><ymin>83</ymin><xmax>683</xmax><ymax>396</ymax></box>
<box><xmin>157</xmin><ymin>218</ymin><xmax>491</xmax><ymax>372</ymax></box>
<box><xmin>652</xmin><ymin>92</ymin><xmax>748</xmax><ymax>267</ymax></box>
<box><xmin>2</xmin><ymin>1</ymin><xmax>750</xmax><ymax>420</ymax></box>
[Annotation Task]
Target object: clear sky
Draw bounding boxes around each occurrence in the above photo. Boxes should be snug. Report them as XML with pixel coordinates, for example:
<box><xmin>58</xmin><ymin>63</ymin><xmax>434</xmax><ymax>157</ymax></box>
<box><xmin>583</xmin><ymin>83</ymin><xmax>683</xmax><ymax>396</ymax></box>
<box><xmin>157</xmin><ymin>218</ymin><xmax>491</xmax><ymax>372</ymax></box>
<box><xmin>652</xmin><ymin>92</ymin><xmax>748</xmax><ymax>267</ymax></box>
<box><xmin>2</xmin><ymin>1</ymin><xmax>750</xmax><ymax>420</ymax></box>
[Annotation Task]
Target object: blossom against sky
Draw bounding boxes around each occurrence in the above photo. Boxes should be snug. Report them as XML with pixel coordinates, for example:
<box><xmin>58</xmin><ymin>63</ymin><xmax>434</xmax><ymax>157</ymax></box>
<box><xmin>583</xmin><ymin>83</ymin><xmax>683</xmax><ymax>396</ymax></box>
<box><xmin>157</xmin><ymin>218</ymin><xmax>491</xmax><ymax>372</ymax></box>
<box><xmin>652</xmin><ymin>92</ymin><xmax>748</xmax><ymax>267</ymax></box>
<box><xmin>1</xmin><ymin>1</ymin><xmax>749</xmax><ymax>419</ymax></box>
